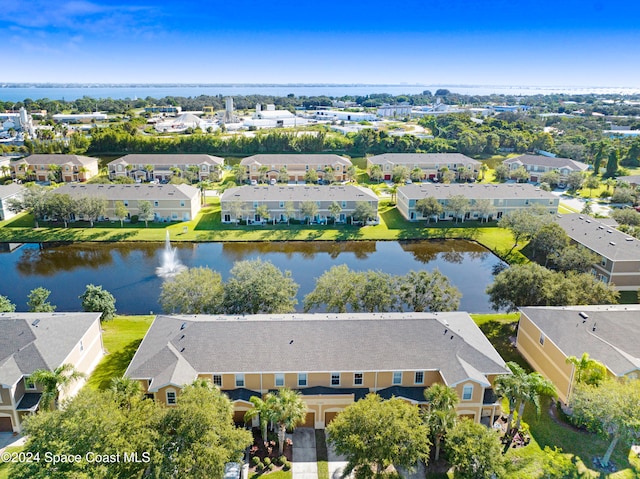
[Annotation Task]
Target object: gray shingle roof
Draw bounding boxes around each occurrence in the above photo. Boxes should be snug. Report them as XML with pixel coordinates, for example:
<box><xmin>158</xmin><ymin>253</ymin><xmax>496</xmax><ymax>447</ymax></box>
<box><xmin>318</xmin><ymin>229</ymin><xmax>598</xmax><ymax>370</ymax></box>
<box><xmin>109</xmin><ymin>154</ymin><xmax>223</xmax><ymax>166</ymax></box>
<box><xmin>240</xmin><ymin>154</ymin><xmax>352</xmax><ymax>166</ymax></box>
<box><xmin>368</xmin><ymin>153</ymin><xmax>481</xmax><ymax>167</ymax></box>
<box><xmin>520</xmin><ymin>305</ymin><xmax>640</xmax><ymax>376</ymax></box>
<box><xmin>555</xmin><ymin>213</ymin><xmax>640</xmax><ymax>261</ymax></box>
<box><xmin>0</xmin><ymin>183</ymin><xmax>24</xmax><ymax>199</ymax></box>
<box><xmin>126</xmin><ymin>313</ymin><xmax>510</xmax><ymax>389</ymax></box>
<box><xmin>13</xmin><ymin>154</ymin><xmax>98</xmax><ymax>166</ymax></box>
<box><xmin>0</xmin><ymin>313</ymin><xmax>101</xmax><ymax>387</ymax></box>
<box><xmin>221</xmin><ymin>185</ymin><xmax>378</xmax><ymax>203</ymax></box>
<box><xmin>503</xmin><ymin>154</ymin><xmax>589</xmax><ymax>171</ymax></box>
<box><xmin>399</xmin><ymin>182</ymin><xmax>557</xmax><ymax>200</ymax></box>
<box><xmin>54</xmin><ymin>183</ymin><xmax>200</xmax><ymax>201</ymax></box>
<box><xmin>617</xmin><ymin>175</ymin><xmax>640</xmax><ymax>186</ymax></box>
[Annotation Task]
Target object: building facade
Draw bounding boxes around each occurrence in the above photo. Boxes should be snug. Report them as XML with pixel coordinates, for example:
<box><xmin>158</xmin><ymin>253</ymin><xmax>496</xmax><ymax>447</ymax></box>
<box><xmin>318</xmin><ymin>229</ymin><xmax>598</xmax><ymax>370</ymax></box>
<box><xmin>367</xmin><ymin>153</ymin><xmax>481</xmax><ymax>181</ymax></box>
<box><xmin>55</xmin><ymin>183</ymin><xmax>202</xmax><ymax>222</ymax></box>
<box><xmin>0</xmin><ymin>312</ymin><xmax>104</xmax><ymax>432</ymax></box>
<box><xmin>0</xmin><ymin>184</ymin><xmax>24</xmax><ymax>221</ymax></box>
<box><xmin>397</xmin><ymin>183</ymin><xmax>559</xmax><ymax>222</ymax></box>
<box><xmin>555</xmin><ymin>214</ymin><xmax>640</xmax><ymax>291</ymax></box>
<box><xmin>220</xmin><ymin>185</ymin><xmax>378</xmax><ymax>224</ymax></box>
<box><xmin>11</xmin><ymin>154</ymin><xmax>99</xmax><ymax>182</ymax></box>
<box><xmin>516</xmin><ymin>305</ymin><xmax>640</xmax><ymax>403</ymax></box>
<box><xmin>240</xmin><ymin>154</ymin><xmax>353</xmax><ymax>183</ymax></box>
<box><xmin>125</xmin><ymin>313</ymin><xmax>510</xmax><ymax>428</ymax></box>
<box><xmin>503</xmin><ymin>155</ymin><xmax>589</xmax><ymax>183</ymax></box>
<box><xmin>108</xmin><ymin>154</ymin><xmax>224</xmax><ymax>182</ymax></box>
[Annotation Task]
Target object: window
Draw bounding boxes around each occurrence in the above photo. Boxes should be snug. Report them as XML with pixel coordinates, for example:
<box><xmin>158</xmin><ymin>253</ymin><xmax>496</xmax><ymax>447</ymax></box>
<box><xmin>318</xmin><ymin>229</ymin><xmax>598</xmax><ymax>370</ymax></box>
<box><xmin>393</xmin><ymin>371</ymin><xmax>402</xmax><ymax>385</ymax></box>
<box><xmin>279</xmin><ymin>201</ymin><xmax>284</xmax><ymax>208</ymax></box>
<box><xmin>235</xmin><ymin>374</ymin><xmax>245</xmax><ymax>387</ymax></box>
<box><xmin>123</xmin><ymin>201</ymin><xmax>128</xmax><ymax>206</ymax></box>
<box><xmin>213</xmin><ymin>375</ymin><xmax>222</xmax><ymax>387</ymax></box>
<box><xmin>79</xmin><ymin>340</ymin><xmax>84</xmax><ymax>352</ymax></box>
<box><xmin>539</xmin><ymin>333</ymin><xmax>545</xmax><ymax>346</ymax></box>
<box><xmin>223</xmin><ymin>214</ymin><xmax>231</xmax><ymax>222</ymax></box>
<box><xmin>298</xmin><ymin>373</ymin><xmax>307</xmax><ymax>387</ymax></box>
<box><xmin>331</xmin><ymin>373</ymin><xmax>340</xmax><ymax>386</ymax></box>
<box><xmin>166</xmin><ymin>389</ymin><xmax>177</xmax><ymax>405</ymax></box>
<box><xmin>180</xmin><ymin>201</ymin><xmax>185</xmax><ymax>207</ymax></box>
<box><xmin>154</xmin><ymin>201</ymin><xmax>159</xmax><ymax>207</ymax></box>
<box><xmin>275</xmin><ymin>373</ymin><xmax>285</xmax><ymax>387</ymax></box>
<box><xmin>354</xmin><ymin>373</ymin><xmax>363</xmax><ymax>386</ymax></box>
<box><xmin>341</xmin><ymin>201</ymin><xmax>346</xmax><ymax>208</ymax></box>
<box><xmin>415</xmin><ymin>371</ymin><xmax>424</xmax><ymax>384</ymax></box>
<box><xmin>462</xmin><ymin>384</ymin><xmax>473</xmax><ymax>401</ymax></box>
<box><xmin>25</xmin><ymin>376</ymin><xmax>36</xmax><ymax>390</ymax></box>
<box><xmin>601</xmin><ymin>257</ymin><xmax>607</xmax><ymax>266</ymax></box>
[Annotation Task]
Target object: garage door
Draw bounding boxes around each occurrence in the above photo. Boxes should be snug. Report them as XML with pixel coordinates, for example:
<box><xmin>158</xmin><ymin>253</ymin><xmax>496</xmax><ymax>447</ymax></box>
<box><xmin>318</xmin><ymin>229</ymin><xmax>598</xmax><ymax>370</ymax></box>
<box><xmin>233</xmin><ymin>411</ymin><xmax>247</xmax><ymax>425</ymax></box>
<box><xmin>324</xmin><ymin>411</ymin><xmax>338</xmax><ymax>426</ymax></box>
<box><xmin>0</xmin><ymin>417</ymin><xmax>13</xmax><ymax>432</ymax></box>
<box><xmin>302</xmin><ymin>412</ymin><xmax>315</xmax><ymax>428</ymax></box>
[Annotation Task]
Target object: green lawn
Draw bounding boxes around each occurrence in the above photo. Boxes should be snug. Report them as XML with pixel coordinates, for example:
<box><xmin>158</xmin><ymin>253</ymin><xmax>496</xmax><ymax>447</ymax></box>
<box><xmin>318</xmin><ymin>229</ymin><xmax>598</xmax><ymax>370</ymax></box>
<box><xmin>86</xmin><ymin>315</ymin><xmax>154</xmax><ymax>390</ymax></box>
<box><xmin>250</xmin><ymin>470</ymin><xmax>292</xmax><ymax>479</ymax></box>
<box><xmin>315</xmin><ymin>430</ymin><xmax>329</xmax><ymax>479</ymax></box>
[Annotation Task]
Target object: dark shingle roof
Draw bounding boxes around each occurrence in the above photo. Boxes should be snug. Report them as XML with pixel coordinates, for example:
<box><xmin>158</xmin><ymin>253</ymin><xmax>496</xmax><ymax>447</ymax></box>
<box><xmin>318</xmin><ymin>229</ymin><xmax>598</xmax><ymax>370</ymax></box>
<box><xmin>555</xmin><ymin>214</ymin><xmax>640</xmax><ymax>261</ymax></box>
<box><xmin>224</xmin><ymin>388</ymin><xmax>261</xmax><ymax>403</ymax></box>
<box><xmin>377</xmin><ymin>386</ymin><xmax>427</xmax><ymax>402</ymax></box>
<box><xmin>126</xmin><ymin>313</ymin><xmax>509</xmax><ymax>389</ymax></box>
<box><xmin>16</xmin><ymin>392</ymin><xmax>42</xmax><ymax>411</ymax></box>
<box><xmin>520</xmin><ymin>305</ymin><xmax>640</xmax><ymax>376</ymax></box>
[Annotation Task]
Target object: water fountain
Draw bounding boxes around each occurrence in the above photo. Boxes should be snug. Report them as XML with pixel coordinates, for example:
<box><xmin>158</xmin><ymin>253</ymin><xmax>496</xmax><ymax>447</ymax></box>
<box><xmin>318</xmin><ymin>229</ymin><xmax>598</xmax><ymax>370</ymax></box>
<box><xmin>156</xmin><ymin>230</ymin><xmax>187</xmax><ymax>278</ymax></box>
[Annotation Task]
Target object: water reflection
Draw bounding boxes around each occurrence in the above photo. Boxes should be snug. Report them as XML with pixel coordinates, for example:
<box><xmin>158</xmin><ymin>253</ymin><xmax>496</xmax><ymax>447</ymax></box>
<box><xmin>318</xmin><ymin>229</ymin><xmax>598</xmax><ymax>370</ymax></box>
<box><xmin>221</xmin><ymin>241</ymin><xmax>377</xmax><ymax>260</ymax></box>
<box><xmin>399</xmin><ymin>240</ymin><xmax>488</xmax><ymax>265</ymax></box>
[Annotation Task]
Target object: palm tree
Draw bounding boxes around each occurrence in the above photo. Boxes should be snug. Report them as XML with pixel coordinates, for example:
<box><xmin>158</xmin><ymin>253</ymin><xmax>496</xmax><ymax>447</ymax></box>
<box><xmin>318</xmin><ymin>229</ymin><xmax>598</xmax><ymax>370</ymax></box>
<box><xmin>269</xmin><ymin>388</ymin><xmax>307</xmax><ymax>455</ymax></box>
<box><xmin>423</xmin><ymin>384</ymin><xmax>459</xmax><ymax>460</ymax></box>
<box><xmin>494</xmin><ymin>362</ymin><xmax>526</xmax><ymax>434</ymax></box>
<box><xmin>110</xmin><ymin>376</ymin><xmax>141</xmax><ymax>409</ymax></box>
<box><xmin>30</xmin><ymin>363</ymin><xmax>85</xmax><ymax>411</ymax></box>
<box><xmin>244</xmin><ymin>395</ymin><xmax>276</xmax><ymax>443</ymax></box>
<box><xmin>513</xmin><ymin>372</ymin><xmax>556</xmax><ymax>432</ymax></box>
<box><xmin>480</xmin><ymin>163</ymin><xmax>489</xmax><ymax>181</ymax></box>
<box><xmin>566</xmin><ymin>352</ymin><xmax>606</xmax><ymax>390</ymax></box>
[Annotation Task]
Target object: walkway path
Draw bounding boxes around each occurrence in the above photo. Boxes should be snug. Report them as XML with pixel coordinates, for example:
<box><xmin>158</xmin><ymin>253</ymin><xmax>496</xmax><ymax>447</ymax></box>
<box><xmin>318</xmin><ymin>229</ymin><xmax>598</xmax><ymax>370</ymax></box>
<box><xmin>326</xmin><ymin>432</ymin><xmax>350</xmax><ymax>479</ymax></box>
<box><xmin>291</xmin><ymin>428</ymin><xmax>318</xmax><ymax>479</ymax></box>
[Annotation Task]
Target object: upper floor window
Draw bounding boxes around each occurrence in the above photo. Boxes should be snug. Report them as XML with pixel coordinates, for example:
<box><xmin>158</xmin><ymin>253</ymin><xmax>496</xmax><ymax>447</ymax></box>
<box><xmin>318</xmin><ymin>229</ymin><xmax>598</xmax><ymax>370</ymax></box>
<box><xmin>331</xmin><ymin>373</ymin><xmax>340</xmax><ymax>386</ymax></box>
<box><xmin>154</xmin><ymin>201</ymin><xmax>159</xmax><ymax>207</ymax></box>
<box><xmin>462</xmin><ymin>384</ymin><xmax>473</xmax><ymax>401</ymax></box>
<box><xmin>392</xmin><ymin>371</ymin><xmax>402</xmax><ymax>385</ymax></box>
<box><xmin>275</xmin><ymin>373</ymin><xmax>285</xmax><ymax>387</ymax></box>
<box><xmin>414</xmin><ymin>371</ymin><xmax>424</xmax><ymax>384</ymax></box>
<box><xmin>166</xmin><ymin>389</ymin><xmax>177</xmax><ymax>405</ymax></box>
<box><xmin>213</xmin><ymin>375</ymin><xmax>222</xmax><ymax>387</ymax></box>
<box><xmin>354</xmin><ymin>373</ymin><xmax>363</xmax><ymax>386</ymax></box>
<box><xmin>298</xmin><ymin>373</ymin><xmax>307</xmax><ymax>387</ymax></box>
<box><xmin>235</xmin><ymin>374</ymin><xmax>245</xmax><ymax>387</ymax></box>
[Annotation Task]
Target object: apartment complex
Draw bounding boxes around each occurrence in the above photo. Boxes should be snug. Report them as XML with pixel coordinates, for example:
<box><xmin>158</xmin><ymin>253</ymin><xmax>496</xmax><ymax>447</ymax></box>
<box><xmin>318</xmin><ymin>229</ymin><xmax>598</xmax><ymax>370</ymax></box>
<box><xmin>107</xmin><ymin>154</ymin><xmax>224</xmax><ymax>182</ymax></box>
<box><xmin>367</xmin><ymin>153</ymin><xmax>481</xmax><ymax>181</ymax></box>
<box><xmin>503</xmin><ymin>155</ymin><xmax>589</xmax><ymax>183</ymax></box>
<box><xmin>11</xmin><ymin>154</ymin><xmax>99</xmax><ymax>182</ymax></box>
<box><xmin>240</xmin><ymin>154</ymin><xmax>353</xmax><ymax>183</ymax></box>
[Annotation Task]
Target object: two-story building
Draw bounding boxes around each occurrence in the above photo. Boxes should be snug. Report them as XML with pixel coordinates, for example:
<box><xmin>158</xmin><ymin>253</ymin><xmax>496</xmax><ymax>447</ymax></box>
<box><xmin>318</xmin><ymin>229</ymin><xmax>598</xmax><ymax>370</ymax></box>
<box><xmin>516</xmin><ymin>305</ymin><xmax>640</xmax><ymax>403</ymax></box>
<box><xmin>0</xmin><ymin>184</ymin><xmax>24</xmax><ymax>221</ymax></box>
<box><xmin>503</xmin><ymin>155</ymin><xmax>589</xmax><ymax>183</ymax></box>
<box><xmin>397</xmin><ymin>183</ymin><xmax>559</xmax><ymax>222</ymax></box>
<box><xmin>240</xmin><ymin>154</ymin><xmax>353</xmax><ymax>183</ymax></box>
<box><xmin>367</xmin><ymin>153</ymin><xmax>481</xmax><ymax>181</ymax></box>
<box><xmin>554</xmin><ymin>214</ymin><xmax>640</xmax><ymax>291</ymax></box>
<box><xmin>220</xmin><ymin>185</ymin><xmax>378</xmax><ymax>224</ymax></box>
<box><xmin>125</xmin><ymin>313</ymin><xmax>511</xmax><ymax>428</ymax></box>
<box><xmin>107</xmin><ymin>154</ymin><xmax>224</xmax><ymax>182</ymax></box>
<box><xmin>0</xmin><ymin>312</ymin><xmax>104</xmax><ymax>432</ymax></box>
<box><xmin>11</xmin><ymin>154</ymin><xmax>99</xmax><ymax>182</ymax></box>
<box><xmin>55</xmin><ymin>183</ymin><xmax>202</xmax><ymax>222</ymax></box>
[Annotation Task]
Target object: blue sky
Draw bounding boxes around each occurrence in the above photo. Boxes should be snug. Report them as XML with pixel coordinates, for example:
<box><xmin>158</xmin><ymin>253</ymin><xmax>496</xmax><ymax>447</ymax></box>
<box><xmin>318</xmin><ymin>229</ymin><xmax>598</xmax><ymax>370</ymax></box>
<box><xmin>1</xmin><ymin>0</ymin><xmax>639</xmax><ymax>86</ymax></box>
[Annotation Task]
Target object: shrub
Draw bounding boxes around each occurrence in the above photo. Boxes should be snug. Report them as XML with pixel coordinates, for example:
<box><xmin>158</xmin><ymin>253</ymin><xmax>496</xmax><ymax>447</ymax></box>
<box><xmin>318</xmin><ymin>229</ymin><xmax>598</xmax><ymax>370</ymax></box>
<box><xmin>252</xmin><ymin>457</ymin><xmax>261</xmax><ymax>467</ymax></box>
<box><xmin>263</xmin><ymin>457</ymin><xmax>271</xmax><ymax>467</ymax></box>
<box><xmin>130</xmin><ymin>214</ymin><xmax>139</xmax><ymax>223</ymax></box>
<box><xmin>267</xmin><ymin>463</ymin><xmax>275</xmax><ymax>471</ymax></box>
<box><xmin>277</xmin><ymin>455</ymin><xmax>287</xmax><ymax>466</ymax></box>
<box><xmin>282</xmin><ymin>461</ymin><xmax>291</xmax><ymax>471</ymax></box>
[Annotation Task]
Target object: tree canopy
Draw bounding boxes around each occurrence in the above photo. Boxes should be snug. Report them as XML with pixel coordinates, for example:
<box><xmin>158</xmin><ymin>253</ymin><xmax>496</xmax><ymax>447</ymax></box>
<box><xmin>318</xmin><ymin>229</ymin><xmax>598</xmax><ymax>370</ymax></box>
<box><xmin>159</xmin><ymin>267</ymin><xmax>224</xmax><ymax>314</ymax></box>
<box><xmin>27</xmin><ymin>287</ymin><xmax>56</xmax><ymax>312</ymax></box>
<box><xmin>445</xmin><ymin>419</ymin><xmax>506</xmax><ymax>479</ymax></box>
<box><xmin>79</xmin><ymin>284</ymin><xmax>117</xmax><ymax>321</ymax></box>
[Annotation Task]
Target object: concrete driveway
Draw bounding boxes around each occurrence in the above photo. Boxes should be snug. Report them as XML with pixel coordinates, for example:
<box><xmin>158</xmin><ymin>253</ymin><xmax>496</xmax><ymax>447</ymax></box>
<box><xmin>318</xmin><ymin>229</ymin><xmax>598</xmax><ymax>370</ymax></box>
<box><xmin>0</xmin><ymin>432</ymin><xmax>25</xmax><ymax>452</ymax></box>
<box><xmin>292</xmin><ymin>428</ymin><xmax>318</xmax><ymax>479</ymax></box>
<box><xmin>326</xmin><ymin>432</ymin><xmax>351</xmax><ymax>479</ymax></box>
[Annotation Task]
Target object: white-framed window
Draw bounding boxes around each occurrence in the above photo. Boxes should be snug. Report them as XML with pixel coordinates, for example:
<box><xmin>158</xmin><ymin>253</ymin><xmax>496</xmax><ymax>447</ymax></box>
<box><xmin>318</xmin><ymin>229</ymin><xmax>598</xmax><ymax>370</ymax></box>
<box><xmin>154</xmin><ymin>201</ymin><xmax>159</xmax><ymax>207</ymax></box>
<box><xmin>354</xmin><ymin>373</ymin><xmax>363</xmax><ymax>386</ymax></box>
<box><xmin>462</xmin><ymin>384</ymin><xmax>473</xmax><ymax>401</ymax></box>
<box><xmin>341</xmin><ymin>201</ymin><xmax>347</xmax><ymax>208</ymax></box>
<box><xmin>180</xmin><ymin>201</ymin><xmax>185</xmax><ymax>207</ymax></box>
<box><xmin>298</xmin><ymin>373</ymin><xmax>307</xmax><ymax>387</ymax></box>
<box><xmin>213</xmin><ymin>375</ymin><xmax>222</xmax><ymax>387</ymax></box>
<box><xmin>279</xmin><ymin>201</ymin><xmax>284</xmax><ymax>208</ymax></box>
<box><xmin>24</xmin><ymin>376</ymin><xmax>36</xmax><ymax>390</ymax></box>
<box><xmin>601</xmin><ymin>256</ymin><xmax>607</xmax><ymax>266</ymax></box>
<box><xmin>166</xmin><ymin>389</ymin><xmax>177</xmax><ymax>405</ymax></box>
<box><xmin>79</xmin><ymin>340</ymin><xmax>84</xmax><ymax>352</ymax></box>
<box><xmin>393</xmin><ymin>371</ymin><xmax>402</xmax><ymax>385</ymax></box>
<box><xmin>235</xmin><ymin>374</ymin><xmax>245</xmax><ymax>387</ymax></box>
<box><xmin>275</xmin><ymin>373</ymin><xmax>285</xmax><ymax>387</ymax></box>
<box><xmin>539</xmin><ymin>333</ymin><xmax>545</xmax><ymax>346</ymax></box>
<box><xmin>414</xmin><ymin>371</ymin><xmax>424</xmax><ymax>384</ymax></box>
<box><xmin>123</xmin><ymin>200</ymin><xmax>128</xmax><ymax>206</ymax></box>
<box><xmin>331</xmin><ymin>373</ymin><xmax>340</xmax><ymax>386</ymax></box>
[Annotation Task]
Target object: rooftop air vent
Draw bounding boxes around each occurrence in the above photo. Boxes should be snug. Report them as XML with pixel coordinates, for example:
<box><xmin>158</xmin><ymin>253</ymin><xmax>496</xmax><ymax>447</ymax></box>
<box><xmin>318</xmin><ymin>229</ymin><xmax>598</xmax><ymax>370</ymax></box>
<box><xmin>579</xmin><ymin>312</ymin><xmax>588</xmax><ymax>321</ymax></box>
<box><xmin>609</xmin><ymin>241</ymin><xmax>616</xmax><ymax>246</ymax></box>
<box><xmin>180</xmin><ymin>322</ymin><xmax>186</xmax><ymax>330</ymax></box>
<box><xmin>31</xmin><ymin>319</ymin><xmax>40</xmax><ymax>327</ymax></box>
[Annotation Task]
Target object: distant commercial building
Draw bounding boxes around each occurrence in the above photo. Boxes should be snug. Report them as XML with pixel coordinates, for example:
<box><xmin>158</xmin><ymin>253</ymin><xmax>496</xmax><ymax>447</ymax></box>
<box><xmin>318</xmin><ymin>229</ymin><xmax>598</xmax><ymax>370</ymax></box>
<box><xmin>108</xmin><ymin>154</ymin><xmax>224</xmax><ymax>182</ymax></box>
<box><xmin>313</xmin><ymin>110</ymin><xmax>378</xmax><ymax>122</ymax></box>
<box><xmin>244</xmin><ymin>104</ymin><xmax>309</xmax><ymax>129</ymax></box>
<box><xmin>11</xmin><ymin>154</ymin><xmax>99</xmax><ymax>182</ymax></box>
<box><xmin>144</xmin><ymin>106</ymin><xmax>182</xmax><ymax>114</ymax></box>
<box><xmin>367</xmin><ymin>153</ymin><xmax>481</xmax><ymax>181</ymax></box>
<box><xmin>52</xmin><ymin>112</ymin><xmax>108</xmax><ymax>122</ymax></box>
<box><xmin>377</xmin><ymin>104</ymin><xmax>413</xmax><ymax>117</ymax></box>
<box><xmin>397</xmin><ymin>183</ymin><xmax>559</xmax><ymax>222</ymax></box>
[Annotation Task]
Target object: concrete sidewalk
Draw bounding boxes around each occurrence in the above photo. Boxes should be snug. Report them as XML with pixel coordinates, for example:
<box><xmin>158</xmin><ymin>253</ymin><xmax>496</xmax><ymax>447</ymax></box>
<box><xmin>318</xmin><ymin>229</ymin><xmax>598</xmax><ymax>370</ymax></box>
<box><xmin>292</xmin><ymin>428</ymin><xmax>318</xmax><ymax>479</ymax></box>
<box><xmin>326</xmin><ymin>431</ymin><xmax>351</xmax><ymax>479</ymax></box>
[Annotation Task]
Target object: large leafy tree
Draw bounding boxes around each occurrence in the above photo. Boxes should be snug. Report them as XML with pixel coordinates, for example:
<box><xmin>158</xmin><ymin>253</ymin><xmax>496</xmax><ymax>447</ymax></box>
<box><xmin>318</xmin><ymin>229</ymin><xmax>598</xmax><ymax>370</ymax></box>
<box><xmin>223</xmin><ymin>259</ymin><xmax>299</xmax><ymax>314</ymax></box>
<box><xmin>398</xmin><ymin>269</ymin><xmax>461</xmax><ymax>312</ymax></box>
<box><xmin>498</xmin><ymin>207</ymin><xmax>553</xmax><ymax>252</ymax></box>
<box><xmin>7</xmin><ymin>184</ymin><xmax>50</xmax><ymax>227</ymax></box>
<box><xmin>157</xmin><ymin>380</ymin><xmax>252</xmax><ymax>478</ymax></box>
<box><xmin>415</xmin><ymin>197</ymin><xmax>443</xmax><ymax>223</ymax></box>
<box><xmin>351</xmin><ymin>201</ymin><xmax>377</xmax><ymax>224</ymax></box>
<box><xmin>27</xmin><ymin>287</ymin><xmax>56</xmax><ymax>312</ymax></box>
<box><xmin>570</xmin><ymin>379</ymin><xmax>640</xmax><ymax>468</ymax></box>
<box><xmin>137</xmin><ymin>200</ymin><xmax>154</xmax><ymax>227</ymax></box>
<box><xmin>30</xmin><ymin>363</ymin><xmax>85</xmax><ymax>411</ymax></box>
<box><xmin>446</xmin><ymin>195</ymin><xmax>469</xmax><ymax>223</ymax></box>
<box><xmin>76</xmin><ymin>195</ymin><xmax>107</xmax><ymax>227</ymax></box>
<box><xmin>268</xmin><ymin>388</ymin><xmax>308</xmax><ymax>455</ymax></box>
<box><xmin>0</xmin><ymin>294</ymin><xmax>16</xmax><ymax>312</ymax></box>
<box><xmin>446</xmin><ymin>419</ymin><xmax>505</xmax><ymax>479</ymax></box>
<box><xmin>423</xmin><ymin>384</ymin><xmax>459</xmax><ymax>461</ymax></box>
<box><xmin>159</xmin><ymin>267</ymin><xmax>224</xmax><ymax>314</ymax></box>
<box><xmin>80</xmin><ymin>283</ymin><xmax>117</xmax><ymax>320</ymax></box>
<box><xmin>299</xmin><ymin>200</ymin><xmax>319</xmax><ymax>223</ymax></box>
<box><xmin>327</xmin><ymin>394</ymin><xmax>431</xmax><ymax>477</ymax></box>
<box><xmin>114</xmin><ymin>200</ymin><xmax>129</xmax><ymax>227</ymax></box>
<box><xmin>529</xmin><ymin>223</ymin><xmax>569</xmax><ymax>266</ymax></box>
<box><xmin>303</xmin><ymin>264</ymin><xmax>364</xmax><ymax>313</ymax></box>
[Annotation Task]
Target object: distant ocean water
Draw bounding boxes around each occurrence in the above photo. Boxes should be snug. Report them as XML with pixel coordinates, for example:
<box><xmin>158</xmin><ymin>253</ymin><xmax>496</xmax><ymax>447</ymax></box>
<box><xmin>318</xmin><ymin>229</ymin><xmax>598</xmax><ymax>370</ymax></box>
<box><xmin>0</xmin><ymin>84</ymin><xmax>638</xmax><ymax>102</ymax></box>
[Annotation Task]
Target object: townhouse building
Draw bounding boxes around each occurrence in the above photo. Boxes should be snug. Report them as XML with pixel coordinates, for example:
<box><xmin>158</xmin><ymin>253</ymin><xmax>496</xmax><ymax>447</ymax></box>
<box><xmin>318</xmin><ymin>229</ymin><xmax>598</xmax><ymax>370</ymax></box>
<box><xmin>11</xmin><ymin>154</ymin><xmax>99</xmax><ymax>182</ymax></box>
<box><xmin>240</xmin><ymin>154</ymin><xmax>353</xmax><ymax>183</ymax></box>
<box><xmin>107</xmin><ymin>154</ymin><xmax>224</xmax><ymax>182</ymax></box>
<box><xmin>367</xmin><ymin>153</ymin><xmax>481</xmax><ymax>181</ymax></box>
